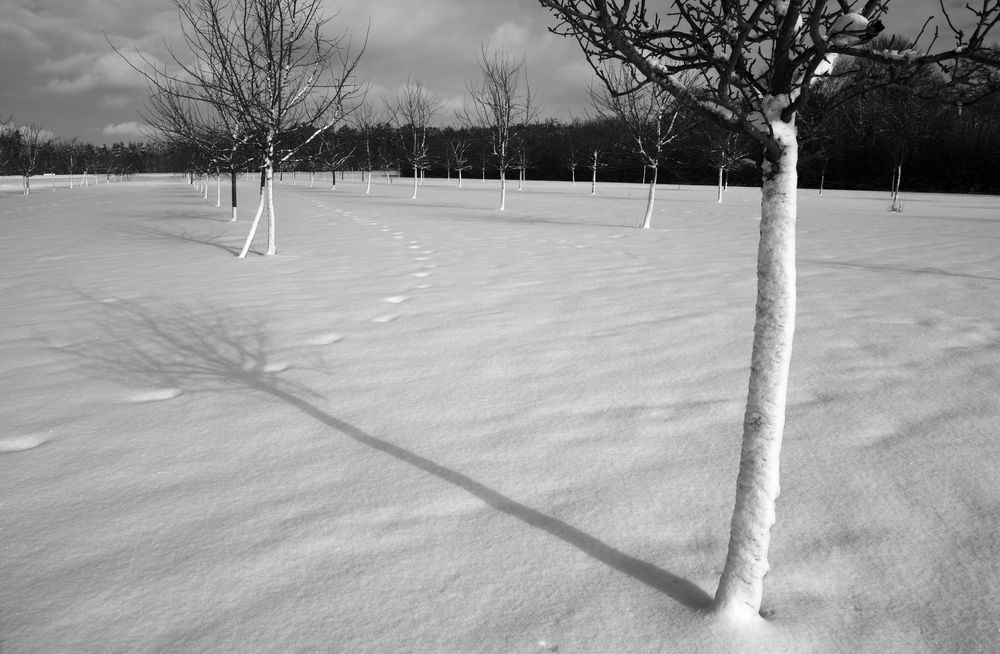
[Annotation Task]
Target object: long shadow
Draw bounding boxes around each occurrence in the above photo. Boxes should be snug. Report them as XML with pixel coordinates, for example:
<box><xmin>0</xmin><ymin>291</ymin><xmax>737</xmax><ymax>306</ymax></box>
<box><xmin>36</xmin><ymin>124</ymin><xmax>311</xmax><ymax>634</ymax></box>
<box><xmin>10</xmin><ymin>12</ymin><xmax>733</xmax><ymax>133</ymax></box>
<box><xmin>804</xmin><ymin>258</ymin><xmax>1000</xmax><ymax>282</ymax></box>
<box><xmin>117</xmin><ymin>223</ymin><xmax>241</xmax><ymax>255</ymax></box>
<box><xmin>56</xmin><ymin>294</ymin><xmax>713</xmax><ymax>609</ymax></box>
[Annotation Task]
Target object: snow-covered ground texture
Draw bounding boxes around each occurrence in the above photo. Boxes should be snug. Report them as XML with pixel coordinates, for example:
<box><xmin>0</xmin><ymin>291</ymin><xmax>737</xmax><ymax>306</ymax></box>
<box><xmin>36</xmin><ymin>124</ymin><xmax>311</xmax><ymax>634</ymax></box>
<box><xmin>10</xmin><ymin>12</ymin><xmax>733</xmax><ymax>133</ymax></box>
<box><xmin>2</xmin><ymin>175</ymin><xmax>999</xmax><ymax>653</ymax></box>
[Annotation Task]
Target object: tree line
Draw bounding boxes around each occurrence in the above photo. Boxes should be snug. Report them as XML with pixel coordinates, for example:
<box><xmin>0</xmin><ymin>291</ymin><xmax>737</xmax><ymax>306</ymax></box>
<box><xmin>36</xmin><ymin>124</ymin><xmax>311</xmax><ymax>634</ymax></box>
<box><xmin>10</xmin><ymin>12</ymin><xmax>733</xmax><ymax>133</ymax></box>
<box><xmin>5</xmin><ymin>84</ymin><xmax>999</xmax><ymax>197</ymax></box>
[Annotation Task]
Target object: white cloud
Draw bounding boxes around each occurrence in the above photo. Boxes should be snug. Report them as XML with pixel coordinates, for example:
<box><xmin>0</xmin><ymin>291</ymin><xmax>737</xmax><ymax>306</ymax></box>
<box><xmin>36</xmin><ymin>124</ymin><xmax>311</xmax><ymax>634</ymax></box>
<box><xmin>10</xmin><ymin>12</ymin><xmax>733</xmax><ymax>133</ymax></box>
<box><xmin>39</xmin><ymin>51</ymin><xmax>154</xmax><ymax>94</ymax></box>
<box><xmin>102</xmin><ymin>121</ymin><xmax>147</xmax><ymax>138</ymax></box>
<box><xmin>489</xmin><ymin>21</ymin><xmax>530</xmax><ymax>50</ymax></box>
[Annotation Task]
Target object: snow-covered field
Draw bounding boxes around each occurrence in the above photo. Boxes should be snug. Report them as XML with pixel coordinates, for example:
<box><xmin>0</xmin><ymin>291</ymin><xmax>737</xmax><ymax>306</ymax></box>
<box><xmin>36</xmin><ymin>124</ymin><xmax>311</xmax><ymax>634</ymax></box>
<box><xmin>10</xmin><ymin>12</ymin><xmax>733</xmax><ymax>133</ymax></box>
<box><xmin>2</xmin><ymin>175</ymin><xmax>998</xmax><ymax>653</ymax></box>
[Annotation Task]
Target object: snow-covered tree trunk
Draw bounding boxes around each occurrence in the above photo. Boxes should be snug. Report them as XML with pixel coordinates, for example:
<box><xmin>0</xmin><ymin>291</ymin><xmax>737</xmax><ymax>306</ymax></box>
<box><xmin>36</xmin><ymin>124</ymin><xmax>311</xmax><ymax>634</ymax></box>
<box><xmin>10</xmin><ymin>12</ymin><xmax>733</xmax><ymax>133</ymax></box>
<box><xmin>714</xmin><ymin>115</ymin><xmax>798</xmax><ymax>622</ymax></box>
<box><xmin>265</xmin><ymin>163</ymin><xmax>276</xmax><ymax>255</ymax></box>
<box><xmin>216</xmin><ymin>170</ymin><xmax>222</xmax><ymax>207</ymax></box>
<box><xmin>366</xmin><ymin>170</ymin><xmax>372</xmax><ymax>194</ymax></box>
<box><xmin>640</xmin><ymin>165</ymin><xmax>657</xmax><ymax>229</ymax></box>
<box><xmin>717</xmin><ymin>167</ymin><xmax>724</xmax><ymax>203</ymax></box>
<box><xmin>411</xmin><ymin>166</ymin><xmax>418</xmax><ymax>199</ymax></box>
<box><xmin>591</xmin><ymin>167</ymin><xmax>597</xmax><ymax>195</ymax></box>
<box><xmin>238</xmin><ymin>176</ymin><xmax>268</xmax><ymax>258</ymax></box>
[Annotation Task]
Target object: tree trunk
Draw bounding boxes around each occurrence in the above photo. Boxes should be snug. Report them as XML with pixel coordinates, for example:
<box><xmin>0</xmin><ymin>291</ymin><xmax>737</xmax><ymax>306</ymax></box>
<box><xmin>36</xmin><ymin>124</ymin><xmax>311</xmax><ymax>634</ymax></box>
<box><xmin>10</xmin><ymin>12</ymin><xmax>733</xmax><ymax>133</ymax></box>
<box><xmin>499</xmin><ymin>170</ymin><xmax>507</xmax><ymax>210</ymax></box>
<box><xmin>458</xmin><ymin>168</ymin><xmax>463</xmax><ymax>189</ymax></box>
<box><xmin>640</xmin><ymin>165</ymin><xmax>658</xmax><ymax>229</ymax></box>
<box><xmin>714</xmin><ymin>118</ymin><xmax>798</xmax><ymax>622</ymax></box>
<box><xmin>216</xmin><ymin>170</ymin><xmax>222</xmax><ymax>207</ymax></box>
<box><xmin>411</xmin><ymin>166</ymin><xmax>418</xmax><ymax>199</ymax></box>
<box><xmin>238</xmin><ymin>171</ymin><xmax>269</xmax><ymax>258</ymax></box>
<box><xmin>890</xmin><ymin>165</ymin><xmax>903</xmax><ymax>212</ymax></box>
<box><xmin>366</xmin><ymin>169</ymin><xmax>373</xmax><ymax>194</ymax></box>
<box><xmin>265</xmin><ymin>164</ymin><xmax>276</xmax><ymax>255</ymax></box>
<box><xmin>230</xmin><ymin>168</ymin><xmax>238</xmax><ymax>222</ymax></box>
<box><xmin>591</xmin><ymin>167</ymin><xmax>597</xmax><ymax>195</ymax></box>
<box><xmin>717</xmin><ymin>167</ymin><xmax>724</xmax><ymax>203</ymax></box>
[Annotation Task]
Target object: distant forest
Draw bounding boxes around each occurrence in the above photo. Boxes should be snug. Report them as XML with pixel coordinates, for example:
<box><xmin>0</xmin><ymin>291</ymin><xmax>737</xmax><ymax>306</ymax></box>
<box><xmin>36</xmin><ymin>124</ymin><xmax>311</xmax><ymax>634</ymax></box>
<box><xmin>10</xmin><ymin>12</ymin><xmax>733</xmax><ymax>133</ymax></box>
<box><xmin>3</xmin><ymin>88</ymin><xmax>999</xmax><ymax>194</ymax></box>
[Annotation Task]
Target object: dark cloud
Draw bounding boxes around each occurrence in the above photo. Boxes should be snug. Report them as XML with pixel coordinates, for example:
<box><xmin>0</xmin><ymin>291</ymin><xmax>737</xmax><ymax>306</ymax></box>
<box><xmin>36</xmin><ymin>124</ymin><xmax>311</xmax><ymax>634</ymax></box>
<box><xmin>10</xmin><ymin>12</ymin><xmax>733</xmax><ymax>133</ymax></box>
<box><xmin>0</xmin><ymin>0</ymin><xmax>986</xmax><ymax>144</ymax></box>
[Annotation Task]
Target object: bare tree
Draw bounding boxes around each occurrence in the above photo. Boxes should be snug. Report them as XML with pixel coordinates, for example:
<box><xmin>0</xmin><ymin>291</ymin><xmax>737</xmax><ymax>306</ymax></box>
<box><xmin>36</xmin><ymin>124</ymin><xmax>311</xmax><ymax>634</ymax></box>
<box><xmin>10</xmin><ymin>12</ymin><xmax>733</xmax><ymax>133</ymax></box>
<box><xmin>142</xmin><ymin>79</ymin><xmax>250</xmax><ymax>220</ymax></box>
<box><xmin>10</xmin><ymin>124</ymin><xmax>52</xmax><ymax>195</ymax></box>
<box><xmin>387</xmin><ymin>78</ymin><xmax>442</xmax><ymax>200</ymax></box>
<box><xmin>705</xmin><ymin>130</ymin><xmax>754</xmax><ymax>202</ymax></box>
<box><xmin>54</xmin><ymin>138</ymin><xmax>83</xmax><ymax>190</ymax></box>
<box><xmin>538</xmin><ymin>0</ymin><xmax>1000</xmax><ymax>621</ymax></box>
<box><xmin>115</xmin><ymin>0</ymin><xmax>365</xmax><ymax>256</ymax></box>
<box><xmin>566</xmin><ymin>148</ymin><xmax>579</xmax><ymax>184</ymax></box>
<box><xmin>462</xmin><ymin>46</ymin><xmax>540</xmax><ymax>210</ymax></box>
<box><xmin>316</xmin><ymin>130</ymin><xmax>354</xmax><ymax>190</ymax></box>
<box><xmin>448</xmin><ymin>137</ymin><xmax>473</xmax><ymax>188</ymax></box>
<box><xmin>351</xmin><ymin>100</ymin><xmax>382</xmax><ymax>194</ymax></box>
<box><xmin>590</xmin><ymin>63</ymin><xmax>692</xmax><ymax>227</ymax></box>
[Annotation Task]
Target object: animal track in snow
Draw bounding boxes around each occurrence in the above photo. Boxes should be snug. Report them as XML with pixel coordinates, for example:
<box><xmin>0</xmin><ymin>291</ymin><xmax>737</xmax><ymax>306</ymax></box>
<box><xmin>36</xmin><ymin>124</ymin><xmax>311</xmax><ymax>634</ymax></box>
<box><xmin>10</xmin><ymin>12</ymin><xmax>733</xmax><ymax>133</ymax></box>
<box><xmin>0</xmin><ymin>434</ymin><xmax>50</xmax><ymax>453</ymax></box>
<box><xmin>129</xmin><ymin>388</ymin><xmax>183</xmax><ymax>403</ymax></box>
<box><xmin>309</xmin><ymin>333</ymin><xmax>343</xmax><ymax>345</ymax></box>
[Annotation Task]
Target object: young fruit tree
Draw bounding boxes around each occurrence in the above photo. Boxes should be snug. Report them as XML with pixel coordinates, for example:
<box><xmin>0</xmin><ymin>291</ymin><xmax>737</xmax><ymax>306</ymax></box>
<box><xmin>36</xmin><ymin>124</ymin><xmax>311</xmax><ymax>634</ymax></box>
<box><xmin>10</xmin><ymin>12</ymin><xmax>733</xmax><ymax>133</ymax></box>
<box><xmin>461</xmin><ymin>47</ymin><xmax>540</xmax><ymax>210</ymax></box>
<box><xmin>387</xmin><ymin>78</ymin><xmax>442</xmax><ymax>200</ymax></box>
<box><xmin>705</xmin><ymin>130</ymin><xmax>754</xmax><ymax>203</ymax></box>
<box><xmin>10</xmin><ymin>124</ymin><xmax>52</xmax><ymax>195</ymax></box>
<box><xmin>351</xmin><ymin>100</ymin><xmax>382</xmax><ymax>194</ymax></box>
<box><xmin>115</xmin><ymin>0</ymin><xmax>365</xmax><ymax>256</ymax></box>
<box><xmin>448</xmin><ymin>137</ymin><xmax>473</xmax><ymax>188</ymax></box>
<box><xmin>589</xmin><ymin>63</ymin><xmax>692</xmax><ymax>227</ymax></box>
<box><xmin>139</xmin><ymin>78</ymin><xmax>250</xmax><ymax>221</ymax></box>
<box><xmin>537</xmin><ymin>0</ymin><xmax>1000</xmax><ymax>622</ymax></box>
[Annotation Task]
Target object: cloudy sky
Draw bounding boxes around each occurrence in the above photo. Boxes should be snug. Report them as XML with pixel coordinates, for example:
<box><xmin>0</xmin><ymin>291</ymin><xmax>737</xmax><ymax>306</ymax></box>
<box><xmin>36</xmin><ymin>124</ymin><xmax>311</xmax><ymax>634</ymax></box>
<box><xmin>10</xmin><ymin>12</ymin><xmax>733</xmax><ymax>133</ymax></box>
<box><xmin>0</xmin><ymin>0</ymin><xmax>972</xmax><ymax>145</ymax></box>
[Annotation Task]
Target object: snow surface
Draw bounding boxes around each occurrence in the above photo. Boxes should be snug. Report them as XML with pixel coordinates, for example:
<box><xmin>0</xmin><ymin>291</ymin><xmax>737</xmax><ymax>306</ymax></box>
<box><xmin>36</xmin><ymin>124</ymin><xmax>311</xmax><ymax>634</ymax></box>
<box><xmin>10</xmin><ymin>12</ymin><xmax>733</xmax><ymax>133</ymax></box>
<box><xmin>2</xmin><ymin>176</ymin><xmax>999</xmax><ymax>653</ymax></box>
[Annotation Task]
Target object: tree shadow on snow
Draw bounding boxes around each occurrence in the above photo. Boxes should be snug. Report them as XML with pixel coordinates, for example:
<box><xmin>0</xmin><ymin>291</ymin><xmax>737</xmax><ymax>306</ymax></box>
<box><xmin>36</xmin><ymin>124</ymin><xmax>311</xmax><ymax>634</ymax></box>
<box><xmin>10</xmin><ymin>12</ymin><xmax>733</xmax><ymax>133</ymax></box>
<box><xmin>117</xmin><ymin>223</ymin><xmax>242</xmax><ymax>256</ymax></box>
<box><xmin>57</xmin><ymin>294</ymin><xmax>713</xmax><ymax>610</ymax></box>
<box><xmin>805</xmin><ymin>258</ymin><xmax>1000</xmax><ymax>282</ymax></box>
